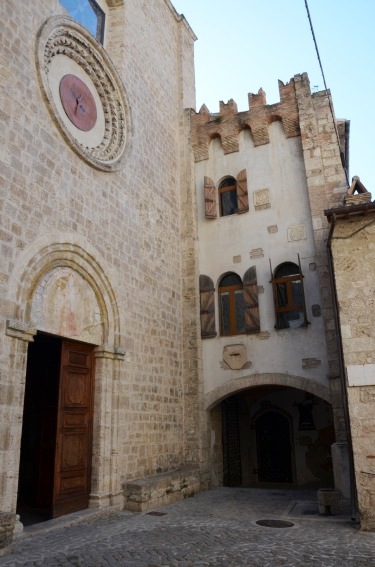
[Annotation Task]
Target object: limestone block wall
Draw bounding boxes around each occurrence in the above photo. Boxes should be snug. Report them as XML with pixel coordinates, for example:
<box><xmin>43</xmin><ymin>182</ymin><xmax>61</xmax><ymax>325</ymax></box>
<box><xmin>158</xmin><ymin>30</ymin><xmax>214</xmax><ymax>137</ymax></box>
<box><xmin>331</xmin><ymin>213</ymin><xmax>375</xmax><ymax>530</ymax></box>
<box><xmin>294</xmin><ymin>73</ymin><xmax>349</xmax><ymax>441</ymax></box>
<box><xmin>0</xmin><ymin>0</ymin><xmax>198</xmax><ymax>517</ymax></box>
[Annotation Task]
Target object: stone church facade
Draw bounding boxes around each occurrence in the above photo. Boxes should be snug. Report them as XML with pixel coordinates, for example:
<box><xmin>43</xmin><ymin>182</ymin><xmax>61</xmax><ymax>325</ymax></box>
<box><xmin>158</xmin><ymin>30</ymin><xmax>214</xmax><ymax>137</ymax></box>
<box><xmin>0</xmin><ymin>0</ymin><xmax>373</xmax><ymax>554</ymax></box>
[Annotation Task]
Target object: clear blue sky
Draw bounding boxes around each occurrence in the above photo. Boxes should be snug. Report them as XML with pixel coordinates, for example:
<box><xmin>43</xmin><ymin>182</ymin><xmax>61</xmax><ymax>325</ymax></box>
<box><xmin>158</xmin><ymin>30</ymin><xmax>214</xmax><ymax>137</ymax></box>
<box><xmin>172</xmin><ymin>0</ymin><xmax>374</xmax><ymax>191</ymax></box>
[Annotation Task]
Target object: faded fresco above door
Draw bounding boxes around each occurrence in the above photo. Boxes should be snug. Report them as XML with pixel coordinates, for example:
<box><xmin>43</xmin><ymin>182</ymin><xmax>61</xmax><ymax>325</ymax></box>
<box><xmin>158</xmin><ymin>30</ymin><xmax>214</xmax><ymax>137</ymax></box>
<box><xmin>31</xmin><ymin>267</ymin><xmax>103</xmax><ymax>344</ymax></box>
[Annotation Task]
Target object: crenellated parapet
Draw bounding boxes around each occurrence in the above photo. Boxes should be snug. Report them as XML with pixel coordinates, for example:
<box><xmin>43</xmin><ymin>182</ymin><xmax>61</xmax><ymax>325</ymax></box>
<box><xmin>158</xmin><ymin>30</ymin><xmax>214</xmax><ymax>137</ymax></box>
<box><xmin>191</xmin><ymin>76</ymin><xmax>301</xmax><ymax>162</ymax></box>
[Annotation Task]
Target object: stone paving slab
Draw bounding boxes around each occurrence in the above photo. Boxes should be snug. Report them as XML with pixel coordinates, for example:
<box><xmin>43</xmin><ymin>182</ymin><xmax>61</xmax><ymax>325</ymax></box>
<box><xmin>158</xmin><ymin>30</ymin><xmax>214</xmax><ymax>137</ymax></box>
<box><xmin>1</xmin><ymin>488</ymin><xmax>374</xmax><ymax>566</ymax></box>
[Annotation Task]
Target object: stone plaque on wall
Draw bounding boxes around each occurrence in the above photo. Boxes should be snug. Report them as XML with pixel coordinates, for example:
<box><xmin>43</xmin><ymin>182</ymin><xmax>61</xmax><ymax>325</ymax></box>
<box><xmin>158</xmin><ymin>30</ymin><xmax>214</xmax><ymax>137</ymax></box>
<box><xmin>254</xmin><ymin>188</ymin><xmax>271</xmax><ymax>211</ymax></box>
<box><xmin>250</xmin><ymin>248</ymin><xmax>264</xmax><ymax>259</ymax></box>
<box><xmin>31</xmin><ymin>267</ymin><xmax>103</xmax><ymax>344</ymax></box>
<box><xmin>220</xmin><ymin>344</ymin><xmax>252</xmax><ymax>370</ymax></box>
<box><xmin>347</xmin><ymin>364</ymin><xmax>375</xmax><ymax>387</ymax></box>
<box><xmin>288</xmin><ymin>224</ymin><xmax>307</xmax><ymax>242</ymax></box>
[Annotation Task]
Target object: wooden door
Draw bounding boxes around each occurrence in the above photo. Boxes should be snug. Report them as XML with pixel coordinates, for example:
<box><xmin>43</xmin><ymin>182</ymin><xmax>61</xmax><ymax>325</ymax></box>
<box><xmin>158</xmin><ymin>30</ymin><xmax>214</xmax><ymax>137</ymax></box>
<box><xmin>52</xmin><ymin>341</ymin><xmax>94</xmax><ymax>518</ymax></box>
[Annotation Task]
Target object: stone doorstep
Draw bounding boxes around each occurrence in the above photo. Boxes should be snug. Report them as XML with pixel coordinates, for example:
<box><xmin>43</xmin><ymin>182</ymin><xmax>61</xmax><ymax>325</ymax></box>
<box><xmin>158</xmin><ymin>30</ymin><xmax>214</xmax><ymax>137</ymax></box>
<box><xmin>123</xmin><ymin>467</ymin><xmax>201</xmax><ymax>512</ymax></box>
<box><xmin>14</xmin><ymin>505</ymin><xmax>127</xmax><ymax>541</ymax></box>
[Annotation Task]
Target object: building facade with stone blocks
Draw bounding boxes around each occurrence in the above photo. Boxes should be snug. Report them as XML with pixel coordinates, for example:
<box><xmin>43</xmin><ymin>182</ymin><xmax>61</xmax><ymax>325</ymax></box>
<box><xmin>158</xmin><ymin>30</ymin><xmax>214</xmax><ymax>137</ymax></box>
<box><xmin>325</xmin><ymin>188</ymin><xmax>375</xmax><ymax>531</ymax></box>
<box><xmin>192</xmin><ymin>74</ymin><xmax>352</xmax><ymax>498</ymax></box>
<box><xmin>0</xmin><ymin>0</ymin><xmax>373</xmax><ymax>554</ymax></box>
<box><xmin>0</xmin><ymin>0</ymin><xmax>203</xmax><ymax>549</ymax></box>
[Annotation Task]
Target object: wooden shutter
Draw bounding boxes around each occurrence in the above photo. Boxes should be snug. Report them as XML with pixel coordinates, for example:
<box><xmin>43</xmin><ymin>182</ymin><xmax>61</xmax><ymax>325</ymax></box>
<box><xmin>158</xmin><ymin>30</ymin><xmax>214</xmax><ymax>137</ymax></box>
<box><xmin>236</xmin><ymin>169</ymin><xmax>249</xmax><ymax>213</ymax></box>
<box><xmin>199</xmin><ymin>275</ymin><xmax>216</xmax><ymax>338</ymax></box>
<box><xmin>243</xmin><ymin>266</ymin><xmax>260</xmax><ymax>333</ymax></box>
<box><xmin>297</xmin><ymin>254</ymin><xmax>308</xmax><ymax>326</ymax></box>
<box><xmin>204</xmin><ymin>176</ymin><xmax>217</xmax><ymax>219</ymax></box>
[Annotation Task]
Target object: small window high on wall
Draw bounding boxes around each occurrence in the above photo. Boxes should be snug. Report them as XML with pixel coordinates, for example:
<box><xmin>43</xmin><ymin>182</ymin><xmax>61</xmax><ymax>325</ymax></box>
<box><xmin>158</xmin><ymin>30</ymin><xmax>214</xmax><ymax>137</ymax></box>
<box><xmin>60</xmin><ymin>0</ymin><xmax>105</xmax><ymax>43</ymax></box>
<box><xmin>219</xmin><ymin>177</ymin><xmax>238</xmax><ymax>216</ymax></box>
<box><xmin>272</xmin><ymin>261</ymin><xmax>307</xmax><ymax>330</ymax></box>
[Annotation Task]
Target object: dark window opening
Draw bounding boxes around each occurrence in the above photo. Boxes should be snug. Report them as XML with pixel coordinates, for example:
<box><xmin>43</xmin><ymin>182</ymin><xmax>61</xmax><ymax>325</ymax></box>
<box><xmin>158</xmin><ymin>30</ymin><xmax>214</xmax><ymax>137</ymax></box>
<box><xmin>272</xmin><ymin>262</ymin><xmax>307</xmax><ymax>330</ymax></box>
<box><xmin>219</xmin><ymin>177</ymin><xmax>238</xmax><ymax>216</ymax></box>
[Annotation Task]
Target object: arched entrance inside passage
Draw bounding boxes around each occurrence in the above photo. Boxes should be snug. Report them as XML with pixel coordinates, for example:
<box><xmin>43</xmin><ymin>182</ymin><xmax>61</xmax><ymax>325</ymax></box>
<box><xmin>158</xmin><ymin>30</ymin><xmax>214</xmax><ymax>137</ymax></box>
<box><xmin>210</xmin><ymin>383</ymin><xmax>335</xmax><ymax>489</ymax></box>
<box><xmin>255</xmin><ymin>410</ymin><xmax>293</xmax><ymax>483</ymax></box>
<box><xmin>9</xmin><ymin>241</ymin><xmax>122</xmax><ymax>524</ymax></box>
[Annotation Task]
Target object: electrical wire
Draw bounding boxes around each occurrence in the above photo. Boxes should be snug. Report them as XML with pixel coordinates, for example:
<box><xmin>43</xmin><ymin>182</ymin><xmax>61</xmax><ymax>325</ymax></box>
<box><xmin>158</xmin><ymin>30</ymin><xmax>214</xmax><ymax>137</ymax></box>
<box><xmin>304</xmin><ymin>0</ymin><xmax>350</xmax><ymax>185</ymax></box>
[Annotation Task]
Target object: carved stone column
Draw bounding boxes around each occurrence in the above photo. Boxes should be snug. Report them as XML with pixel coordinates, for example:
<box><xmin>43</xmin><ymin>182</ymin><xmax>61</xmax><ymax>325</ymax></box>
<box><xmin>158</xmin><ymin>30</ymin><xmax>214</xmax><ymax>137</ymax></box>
<box><xmin>1</xmin><ymin>320</ymin><xmax>36</xmax><ymax>550</ymax></box>
<box><xmin>89</xmin><ymin>345</ymin><xmax>125</xmax><ymax>510</ymax></box>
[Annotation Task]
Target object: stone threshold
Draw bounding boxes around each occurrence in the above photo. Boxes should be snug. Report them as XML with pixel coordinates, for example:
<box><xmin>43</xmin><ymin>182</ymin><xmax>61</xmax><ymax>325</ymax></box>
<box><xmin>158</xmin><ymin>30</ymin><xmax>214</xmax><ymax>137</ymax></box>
<box><xmin>15</xmin><ymin>505</ymin><xmax>129</xmax><ymax>540</ymax></box>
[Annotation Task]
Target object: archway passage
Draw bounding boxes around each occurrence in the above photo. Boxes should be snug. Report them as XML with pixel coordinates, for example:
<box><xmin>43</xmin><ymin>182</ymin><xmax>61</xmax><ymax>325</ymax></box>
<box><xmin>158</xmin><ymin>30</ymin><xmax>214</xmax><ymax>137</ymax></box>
<box><xmin>17</xmin><ymin>333</ymin><xmax>95</xmax><ymax>523</ymax></box>
<box><xmin>216</xmin><ymin>385</ymin><xmax>335</xmax><ymax>488</ymax></box>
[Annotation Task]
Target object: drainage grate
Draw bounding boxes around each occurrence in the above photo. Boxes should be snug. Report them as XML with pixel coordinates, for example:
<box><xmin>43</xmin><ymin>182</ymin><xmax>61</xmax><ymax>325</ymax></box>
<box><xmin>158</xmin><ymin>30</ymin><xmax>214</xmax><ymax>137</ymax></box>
<box><xmin>146</xmin><ymin>511</ymin><xmax>166</xmax><ymax>516</ymax></box>
<box><xmin>256</xmin><ymin>519</ymin><xmax>294</xmax><ymax>528</ymax></box>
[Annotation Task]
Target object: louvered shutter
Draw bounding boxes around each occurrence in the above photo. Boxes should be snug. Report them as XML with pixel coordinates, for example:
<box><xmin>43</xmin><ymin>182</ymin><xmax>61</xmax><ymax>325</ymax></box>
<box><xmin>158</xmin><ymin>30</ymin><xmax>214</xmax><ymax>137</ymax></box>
<box><xmin>199</xmin><ymin>275</ymin><xmax>216</xmax><ymax>338</ymax></box>
<box><xmin>236</xmin><ymin>169</ymin><xmax>249</xmax><ymax>213</ymax></box>
<box><xmin>243</xmin><ymin>266</ymin><xmax>260</xmax><ymax>333</ymax></box>
<box><xmin>204</xmin><ymin>176</ymin><xmax>217</xmax><ymax>219</ymax></box>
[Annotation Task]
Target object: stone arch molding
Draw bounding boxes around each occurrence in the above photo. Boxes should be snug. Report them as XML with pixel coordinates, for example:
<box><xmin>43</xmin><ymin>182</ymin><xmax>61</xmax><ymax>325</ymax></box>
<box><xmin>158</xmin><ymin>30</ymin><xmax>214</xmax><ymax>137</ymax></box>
<box><xmin>205</xmin><ymin>373</ymin><xmax>332</xmax><ymax>410</ymax></box>
<box><xmin>36</xmin><ymin>15</ymin><xmax>131</xmax><ymax>171</ymax></box>
<box><xmin>6</xmin><ymin>238</ymin><xmax>121</xmax><ymax>350</ymax></box>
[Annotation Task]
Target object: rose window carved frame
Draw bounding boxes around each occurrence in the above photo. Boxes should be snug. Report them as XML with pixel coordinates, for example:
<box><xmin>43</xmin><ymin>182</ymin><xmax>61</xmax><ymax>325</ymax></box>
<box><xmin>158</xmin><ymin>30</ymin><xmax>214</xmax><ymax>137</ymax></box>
<box><xmin>36</xmin><ymin>16</ymin><xmax>130</xmax><ymax>171</ymax></box>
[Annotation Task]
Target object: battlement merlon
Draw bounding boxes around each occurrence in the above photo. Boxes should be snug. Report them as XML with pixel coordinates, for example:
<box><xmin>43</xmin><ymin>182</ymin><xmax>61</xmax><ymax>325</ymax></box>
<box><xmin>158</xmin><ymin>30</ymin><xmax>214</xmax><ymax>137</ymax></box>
<box><xmin>190</xmin><ymin>75</ymin><xmax>308</xmax><ymax>162</ymax></box>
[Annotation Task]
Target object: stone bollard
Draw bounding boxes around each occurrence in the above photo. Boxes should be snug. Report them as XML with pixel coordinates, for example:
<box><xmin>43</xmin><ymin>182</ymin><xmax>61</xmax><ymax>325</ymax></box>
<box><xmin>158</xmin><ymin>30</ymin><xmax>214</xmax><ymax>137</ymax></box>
<box><xmin>317</xmin><ymin>488</ymin><xmax>340</xmax><ymax>515</ymax></box>
<box><xmin>0</xmin><ymin>512</ymin><xmax>15</xmax><ymax>557</ymax></box>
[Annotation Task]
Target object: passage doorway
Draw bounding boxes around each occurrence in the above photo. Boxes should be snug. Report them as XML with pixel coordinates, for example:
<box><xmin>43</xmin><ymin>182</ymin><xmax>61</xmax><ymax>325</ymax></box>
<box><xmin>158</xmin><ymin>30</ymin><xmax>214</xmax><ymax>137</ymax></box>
<box><xmin>17</xmin><ymin>333</ymin><xmax>95</xmax><ymax>522</ymax></box>
<box><xmin>255</xmin><ymin>411</ymin><xmax>293</xmax><ymax>483</ymax></box>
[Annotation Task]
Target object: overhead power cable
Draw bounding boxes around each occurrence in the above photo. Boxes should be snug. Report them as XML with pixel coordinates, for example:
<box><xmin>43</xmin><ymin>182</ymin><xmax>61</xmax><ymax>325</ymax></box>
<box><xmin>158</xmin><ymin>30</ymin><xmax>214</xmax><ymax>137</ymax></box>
<box><xmin>304</xmin><ymin>0</ymin><xmax>349</xmax><ymax>185</ymax></box>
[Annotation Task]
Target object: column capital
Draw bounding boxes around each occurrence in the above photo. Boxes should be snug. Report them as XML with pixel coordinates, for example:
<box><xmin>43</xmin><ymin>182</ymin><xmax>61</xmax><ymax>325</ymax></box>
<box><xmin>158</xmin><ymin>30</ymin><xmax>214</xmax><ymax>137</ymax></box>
<box><xmin>5</xmin><ymin>320</ymin><xmax>36</xmax><ymax>342</ymax></box>
<box><xmin>94</xmin><ymin>344</ymin><xmax>126</xmax><ymax>361</ymax></box>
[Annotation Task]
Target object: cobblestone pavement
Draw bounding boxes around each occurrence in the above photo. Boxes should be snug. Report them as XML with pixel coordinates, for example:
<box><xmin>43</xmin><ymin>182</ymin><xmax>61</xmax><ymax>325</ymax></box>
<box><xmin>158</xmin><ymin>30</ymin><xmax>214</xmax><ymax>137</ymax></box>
<box><xmin>1</xmin><ymin>488</ymin><xmax>375</xmax><ymax>567</ymax></box>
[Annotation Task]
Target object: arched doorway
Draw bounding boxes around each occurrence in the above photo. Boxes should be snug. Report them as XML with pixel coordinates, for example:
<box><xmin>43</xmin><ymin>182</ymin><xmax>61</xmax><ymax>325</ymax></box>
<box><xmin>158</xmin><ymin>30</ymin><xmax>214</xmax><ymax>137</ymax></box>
<box><xmin>17</xmin><ymin>333</ymin><xmax>95</xmax><ymax>522</ymax></box>
<box><xmin>216</xmin><ymin>385</ymin><xmax>335</xmax><ymax>488</ymax></box>
<box><xmin>2</xmin><ymin>240</ymin><xmax>124</xmax><ymax>526</ymax></box>
<box><xmin>255</xmin><ymin>410</ymin><xmax>293</xmax><ymax>483</ymax></box>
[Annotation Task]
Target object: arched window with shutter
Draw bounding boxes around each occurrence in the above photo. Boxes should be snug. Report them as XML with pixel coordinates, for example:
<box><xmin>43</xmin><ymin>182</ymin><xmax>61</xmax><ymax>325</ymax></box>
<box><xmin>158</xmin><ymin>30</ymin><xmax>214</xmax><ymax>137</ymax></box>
<box><xmin>271</xmin><ymin>261</ymin><xmax>307</xmax><ymax>330</ymax></box>
<box><xmin>199</xmin><ymin>275</ymin><xmax>216</xmax><ymax>338</ymax></box>
<box><xmin>219</xmin><ymin>177</ymin><xmax>237</xmax><ymax>217</ymax></box>
<box><xmin>218</xmin><ymin>273</ymin><xmax>245</xmax><ymax>336</ymax></box>
<box><xmin>217</xmin><ymin>169</ymin><xmax>249</xmax><ymax>217</ymax></box>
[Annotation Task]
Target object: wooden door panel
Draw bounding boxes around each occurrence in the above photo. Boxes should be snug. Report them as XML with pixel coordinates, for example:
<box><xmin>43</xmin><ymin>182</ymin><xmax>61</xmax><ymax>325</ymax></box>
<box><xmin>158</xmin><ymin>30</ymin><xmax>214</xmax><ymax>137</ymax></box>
<box><xmin>63</xmin><ymin>370</ymin><xmax>90</xmax><ymax>405</ymax></box>
<box><xmin>52</xmin><ymin>341</ymin><xmax>94</xmax><ymax>518</ymax></box>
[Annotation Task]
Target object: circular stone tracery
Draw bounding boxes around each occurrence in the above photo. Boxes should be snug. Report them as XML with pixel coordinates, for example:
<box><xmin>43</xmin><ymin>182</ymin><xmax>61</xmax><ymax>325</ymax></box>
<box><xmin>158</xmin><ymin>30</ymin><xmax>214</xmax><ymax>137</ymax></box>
<box><xmin>36</xmin><ymin>16</ymin><xmax>130</xmax><ymax>171</ymax></box>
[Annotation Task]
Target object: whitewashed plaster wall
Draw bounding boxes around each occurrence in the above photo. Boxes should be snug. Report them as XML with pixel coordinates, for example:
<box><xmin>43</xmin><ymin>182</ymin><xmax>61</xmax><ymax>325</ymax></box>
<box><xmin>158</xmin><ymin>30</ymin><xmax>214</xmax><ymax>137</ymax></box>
<box><xmin>195</xmin><ymin>122</ymin><xmax>329</xmax><ymax>397</ymax></box>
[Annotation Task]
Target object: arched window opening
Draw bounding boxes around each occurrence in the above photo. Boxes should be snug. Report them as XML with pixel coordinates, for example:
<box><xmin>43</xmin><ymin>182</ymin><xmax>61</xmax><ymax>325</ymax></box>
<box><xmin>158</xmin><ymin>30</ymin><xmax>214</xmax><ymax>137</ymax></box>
<box><xmin>272</xmin><ymin>261</ymin><xmax>307</xmax><ymax>330</ymax></box>
<box><xmin>219</xmin><ymin>273</ymin><xmax>245</xmax><ymax>336</ymax></box>
<box><xmin>60</xmin><ymin>0</ymin><xmax>105</xmax><ymax>43</ymax></box>
<box><xmin>219</xmin><ymin>177</ymin><xmax>237</xmax><ymax>216</ymax></box>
